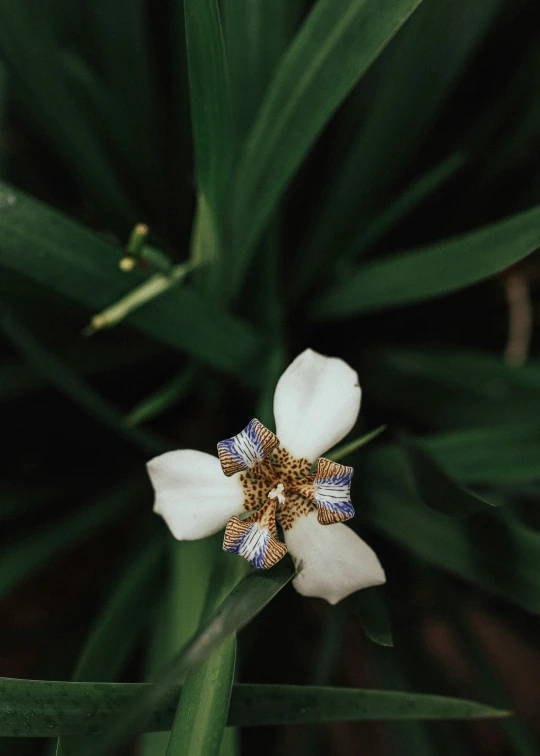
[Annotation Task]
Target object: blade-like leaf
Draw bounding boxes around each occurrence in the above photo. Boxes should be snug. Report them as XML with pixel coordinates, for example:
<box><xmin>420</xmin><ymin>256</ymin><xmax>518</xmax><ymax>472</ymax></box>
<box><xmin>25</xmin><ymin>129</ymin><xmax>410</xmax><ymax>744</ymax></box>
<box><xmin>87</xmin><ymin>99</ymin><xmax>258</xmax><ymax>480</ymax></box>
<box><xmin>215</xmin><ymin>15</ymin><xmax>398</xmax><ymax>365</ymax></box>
<box><xmin>314</xmin><ymin>202</ymin><xmax>540</xmax><ymax>318</ymax></box>
<box><xmin>296</xmin><ymin>0</ymin><xmax>500</xmax><ymax>292</ymax></box>
<box><xmin>0</xmin><ymin>305</ymin><xmax>167</xmax><ymax>455</ymax></box>
<box><xmin>366</xmin><ymin>423</ymin><xmax>540</xmax><ymax>490</ymax></box>
<box><xmin>229</xmin><ymin>0</ymin><xmax>424</xmax><ymax>292</ymax></box>
<box><xmin>0</xmin><ymin>181</ymin><xmax>260</xmax><ymax>376</ymax></box>
<box><xmin>0</xmin><ymin>0</ymin><xmax>136</xmax><ymax>224</ymax></box>
<box><xmin>360</xmin><ymin>346</ymin><xmax>540</xmax><ymax>430</ymax></box>
<box><xmin>164</xmin><ymin>551</ymin><xmax>246</xmax><ymax>756</ymax></box>
<box><xmin>424</xmin><ymin>424</ymin><xmax>540</xmax><ymax>485</ymax></box>
<box><xmin>0</xmin><ymin>339</ymin><xmax>157</xmax><ymax>403</ymax></box>
<box><xmin>401</xmin><ymin>434</ymin><xmax>496</xmax><ymax>518</ymax></box>
<box><xmin>184</xmin><ymin>0</ymin><xmax>231</xmax><ymax>217</ymax></box>
<box><xmin>0</xmin><ymin>480</ymin><xmax>141</xmax><ymax>600</ymax></box>
<box><xmin>165</xmin><ymin>639</ymin><xmax>236</xmax><ymax>756</ymax></box>
<box><xmin>329</xmin><ymin>425</ymin><xmax>387</xmax><ymax>461</ymax></box>
<box><xmin>222</xmin><ymin>0</ymin><xmax>302</xmax><ymax>144</ymax></box>
<box><xmin>56</xmin><ymin>537</ymin><xmax>165</xmax><ymax>756</ymax></box>
<box><xmin>74</xmin><ymin>538</ymin><xmax>165</xmax><ymax>683</ymax></box>
<box><xmin>0</xmin><ymin>678</ymin><xmax>508</xmax><ymax>737</ymax></box>
<box><xmin>126</xmin><ymin>367</ymin><xmax>196</xmax><ymax>427</ymax></box>
<box><xmin>351</xmin><ymin>586</ymin><xmax>394</xmax><ymax>647</ymax></box>
<box><xmin>362</xmin><ymin>451</ymin><xmax>540</xmax><ymax>614</ymax></box>
<box><xmin>87</xmin><ymin>563</ymin><xmax>295</xmax><ymax>755</ymax></box>
<box><xmin>81</xmin><ymin>0</ymin><xmax>160</xmax><ymax>190</ymax></box>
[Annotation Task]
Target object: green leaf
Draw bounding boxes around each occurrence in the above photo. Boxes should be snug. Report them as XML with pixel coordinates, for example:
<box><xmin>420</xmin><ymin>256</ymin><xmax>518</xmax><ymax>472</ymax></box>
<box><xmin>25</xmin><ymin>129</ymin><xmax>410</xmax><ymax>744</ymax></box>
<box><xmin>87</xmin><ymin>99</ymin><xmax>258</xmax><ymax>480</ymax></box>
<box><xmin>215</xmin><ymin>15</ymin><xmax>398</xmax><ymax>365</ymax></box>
<box><xmin>366</xmin><ymin>421</ymin><xmax>540</xmax><ymax>490</ymax></box>
<box><xmin>360</xmin><ymin>346</ymin><xmax>540</xmax><ymax>430</ymax></box>
<box><xmin>126</xmin><ymin>367</ymin><xmax>196</xmax><ymax>427</ymax></box>
<box><xmin>362</xmin><ymin>451</ymin><xmax>540</xmax><ymax>614</ymax></box>
<box><xmin>165</xmin><ymin>639</ymin><xmax>236</xmax><ymax>756</ymax></box>
<box><xmin>351</xmin><ymin>586</ymin><xmax>394</xmax><ymax>647</ymax></box>
<box><xmin>140</xmin><ymin>539</ymin><xmax>218</xmax><ymax>756</ymax></box>
<box><xmin>229</xmin><ymin>0</ymin><xmax>424</xmax><ymax>292</ymax></box>
<box><xmin>89</xmin><ymin>563</ymin><xmax>295</xmax><ymax>755</ymax></box>
<box><xmin>424</xmin><ymin>424</ymin><xmax>540</xmax><ymax>485</ymax></box>
<box><xmin>0</xmin><ymin>339</ymin><xmax>156</xmax><ymax>404</ymax></box>
<box><xmin>0</xmin><ymin>480</ymin><xmax>141</xmax><ymax>600</ymax></box>
<box><xmin>164</xmin><ymin>550</ymin><xmax>245</xmax><ymax>756</ymax></box>
<box><xmin>184</xmin><ymin>0</ymin><xmax>231</xmax><ymax>217</ymax></box>
<box><xmin>0</xmin><ymin>0</ymin><xmax>136</xmax><ymax>225</ymax></box>
<box><xmin>0</xmin><ymin>678</ymin><xmax>509</xmax><ymax>738</ymax></box>
<box><xmin>222</xmin><ymin>0</ymin><xmax>302</xmax><ymax>144</ymax></box>
<box><xmin>0</xmin><ymin>305</ymin><xmax>168</xmax><ymax>455</ymax></box>
<box><xmin>73</xmin><ymin>537</ymin><xmax>165</xmax><ymax>683</ymax></box>
<box><xmin>344</xmin><ymin>153</ymin><xmax>465</xmax><ymax>261</ymax></box>
<box><xmin>56</xmin><ymin>537</ymin><xmax>165</xmax><ymax>756</ymax></box>
<box><xmin>401</xmin><ymin>434</ymin><xmax>497</xmax><ymax>518</ymax></box>
<box><xmin>296</xmin><ymin>0</ymin><xmax>500</xmax><ymax>292</ymax></box>
<box><xmin>81</xmin><ymin>0</ymin><xmax>160</xmax><ymax>186</ymax></box>
<box><xmin>329</xmin><ymin>425</ymin><xmax>387</xmax><ymax>461</ymax></box>
<box><xmin>314</xmin><ymin>202</ymin><xmax>540</xmax><ymax>319</ymax></box>
<box><xmin>0</xmin><ymin>180</ymin><xmax>261</xmax><ymax>376</ymax></box>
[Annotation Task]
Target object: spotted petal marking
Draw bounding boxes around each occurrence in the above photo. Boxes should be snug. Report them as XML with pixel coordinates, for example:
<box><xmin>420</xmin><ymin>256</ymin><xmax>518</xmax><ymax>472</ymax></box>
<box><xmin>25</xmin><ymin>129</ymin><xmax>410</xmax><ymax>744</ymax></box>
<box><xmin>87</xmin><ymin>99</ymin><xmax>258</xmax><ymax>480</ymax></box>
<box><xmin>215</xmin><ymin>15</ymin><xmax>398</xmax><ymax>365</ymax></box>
<box><xmin>217</xmin><ymin>419</ymin><xmax>279</xmax><ymax>477</ymax></box>
<box><xmin>223</xmin><ymin>516</ymin><xmax>287</xmax><ymax>569</ymax></box>
<box><xmin>314</xmin><ymin>458</ymin><xmax>354</xmax><ymax>525</ymax></box>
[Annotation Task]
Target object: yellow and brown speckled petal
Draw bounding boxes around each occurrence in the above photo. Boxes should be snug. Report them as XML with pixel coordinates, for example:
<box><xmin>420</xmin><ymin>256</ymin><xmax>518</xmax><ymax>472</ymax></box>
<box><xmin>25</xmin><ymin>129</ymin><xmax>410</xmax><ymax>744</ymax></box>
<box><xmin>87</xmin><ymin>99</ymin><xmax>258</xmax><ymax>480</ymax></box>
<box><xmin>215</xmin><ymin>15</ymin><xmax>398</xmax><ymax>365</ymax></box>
<box><xmin>217</xmin><ymin>419</ymin><xmax>279</xmax><ymax>477</ymax></box>
<box><xmin>277</xmin><ymin>491</ymin><xmax>316</xmax><ymax>531</ymax></box>
<box><xmin>270</xmin><ymin>446</ymin><xmax>311</xmax><ymax>482</ymax></box>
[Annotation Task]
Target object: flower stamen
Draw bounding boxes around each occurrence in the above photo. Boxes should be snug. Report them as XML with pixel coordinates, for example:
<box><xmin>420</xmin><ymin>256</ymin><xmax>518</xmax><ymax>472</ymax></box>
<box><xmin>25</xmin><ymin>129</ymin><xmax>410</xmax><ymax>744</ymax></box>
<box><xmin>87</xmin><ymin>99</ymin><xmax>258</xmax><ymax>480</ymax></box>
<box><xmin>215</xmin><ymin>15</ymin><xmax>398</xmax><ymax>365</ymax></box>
<box><xmin>268</xmin><ymin>482</ymin><xmax>286</xmax><ymax>505</ymax></box>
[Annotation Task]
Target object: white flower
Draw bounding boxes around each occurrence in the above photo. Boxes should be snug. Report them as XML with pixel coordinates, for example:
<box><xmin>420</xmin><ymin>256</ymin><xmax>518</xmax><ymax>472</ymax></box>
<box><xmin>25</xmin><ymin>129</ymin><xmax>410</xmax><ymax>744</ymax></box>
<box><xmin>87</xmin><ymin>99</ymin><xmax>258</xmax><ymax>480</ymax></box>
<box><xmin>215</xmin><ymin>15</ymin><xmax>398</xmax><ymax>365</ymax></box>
<box><xmin>147</xmin><ymin>349</ymin><xmax>385</xmax><ymax>604</ymax></box>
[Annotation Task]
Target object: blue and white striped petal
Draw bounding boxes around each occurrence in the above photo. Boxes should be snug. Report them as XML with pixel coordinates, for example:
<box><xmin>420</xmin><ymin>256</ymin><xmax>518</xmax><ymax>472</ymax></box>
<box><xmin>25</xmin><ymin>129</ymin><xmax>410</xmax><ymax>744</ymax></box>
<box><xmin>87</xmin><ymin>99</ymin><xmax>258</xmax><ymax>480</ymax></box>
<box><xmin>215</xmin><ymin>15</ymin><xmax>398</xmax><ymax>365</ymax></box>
<box><xmin>314</xmin><ymin>457</ymin><xmax>354</xmax><ymax>524</ymax></box>
<box><xmin>217</xmin><ymin>418</ymin><xmax>279</xmax><ymax>477</ymax></box>
<box><xmin>223</xmin><ymin>516</ymin><xmax>287</xmax><ymax>569</ymax></box>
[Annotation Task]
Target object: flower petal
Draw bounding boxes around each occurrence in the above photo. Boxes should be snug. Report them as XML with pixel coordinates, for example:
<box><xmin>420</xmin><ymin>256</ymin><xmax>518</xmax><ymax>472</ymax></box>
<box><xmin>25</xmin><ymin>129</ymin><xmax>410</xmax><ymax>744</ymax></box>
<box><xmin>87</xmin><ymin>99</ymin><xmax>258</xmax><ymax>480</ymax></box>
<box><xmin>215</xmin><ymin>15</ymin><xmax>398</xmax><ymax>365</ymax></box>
<box><xmin>314</xmin><ymin>457</ymin><xmax>354</xmax><ymax>524</ymax></box>
<box><xmin>284</xmin><ymin>511</ymin><xmax>385</xmax><ymax>604</ymax></box>
<box><xmin>217</xmin><ymin>418</ymin><xmax>279</xmax><ymax>477</ymax></box>
<box><xmin>273</xmin><ymin>349</ymin><xmax>361</xmax><ymax>462</ymax></box>
<box><xmin>223</xmin><ymin>516</ymin><xmax>287</xmax><ymax>569</ymax></box>
<box><xmin>147</xmin><ymin>449</ymin><xmax>244</xmax><ymax>540</ymax></box>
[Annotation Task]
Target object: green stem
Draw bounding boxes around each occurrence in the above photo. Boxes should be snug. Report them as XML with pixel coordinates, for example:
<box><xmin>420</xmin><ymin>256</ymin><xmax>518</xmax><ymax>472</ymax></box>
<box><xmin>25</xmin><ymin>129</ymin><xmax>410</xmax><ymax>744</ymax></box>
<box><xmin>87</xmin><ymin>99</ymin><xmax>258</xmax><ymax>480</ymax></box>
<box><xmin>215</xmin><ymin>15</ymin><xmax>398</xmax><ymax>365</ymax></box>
<box><xmin>85</xmin><ymin>262</ymin><xmax>195</xmax><ymax>334</ymax></box>
<box><xmin>165</xmin><ymin>553</ymin><xmax>247</xmax><ymax>756</ymax></box>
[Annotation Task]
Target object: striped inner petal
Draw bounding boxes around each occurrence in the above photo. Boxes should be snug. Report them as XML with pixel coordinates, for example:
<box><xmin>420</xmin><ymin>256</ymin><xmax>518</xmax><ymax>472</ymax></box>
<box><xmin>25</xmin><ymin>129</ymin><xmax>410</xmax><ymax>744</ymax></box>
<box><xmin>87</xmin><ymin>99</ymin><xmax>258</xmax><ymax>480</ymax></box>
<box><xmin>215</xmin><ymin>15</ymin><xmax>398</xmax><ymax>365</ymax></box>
<box><xmin>314</xmin><ymin>457</ymin><xmax>354</xmax><ymax>525</ymax></box>
<box><xmin>217</xmin><ymin>418</ymin><xmax>279</xmax><ymax>477</ymax></box>
<box><xmin>223</xmin><ymin>516</ymin><xmax>287</xmax><ymax>569</ymax></box>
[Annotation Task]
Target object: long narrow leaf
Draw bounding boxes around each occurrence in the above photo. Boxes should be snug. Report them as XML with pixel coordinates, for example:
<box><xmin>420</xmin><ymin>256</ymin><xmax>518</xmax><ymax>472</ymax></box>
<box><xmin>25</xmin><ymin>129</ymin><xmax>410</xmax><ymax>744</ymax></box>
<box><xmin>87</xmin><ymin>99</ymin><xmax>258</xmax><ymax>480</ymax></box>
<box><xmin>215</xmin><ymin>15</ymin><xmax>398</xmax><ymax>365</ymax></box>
<box><xmin>0</xmin><ymin>181</ymin><xmax>260</xmax><ymax>376</ymax></box>
<box><xmin>229</xmin><ymin>0</ymin><xmax>424</xmax><ymax>292</ymax></box>
<box><xmin>401</xmin><ymin>434</ymin><xmax>497</xmax><ymax>518</ymax></box>
<box><xmin>0</xmin><ymin>678</ymin><xmax>508</xmax><ymax>737</ymax></box>
<box><xmin>315</xmin><ymin>202</ymin><xmax>540</xmax><ymax>318</ymax></box>
<box><xmin>56</xmin><ymin>537</ymin><xmax>165</xmax><ymax>756</ymax></box>
<box><xmin>363</xmin><ymin>451</ymin><xmax>540</xmax><ymax>614</ymax></box>
<box><xmin>87</xmin><ymin>564</ymin><xmax>295</xmax><ymax>755</ymax></box>
<box><xmin>0</xmin><ymin>480</ymin><xmax>141</xmax><ymax>599</ymax></box>
<box><xmin>185</xmin><ymin>0</ymin><xmax>231</xmax><ymax>216</ymax></box>
<box><xmin>0</xmin><ymin>305</ymin><xmax>167</xmax><ymax>455</ymax></box>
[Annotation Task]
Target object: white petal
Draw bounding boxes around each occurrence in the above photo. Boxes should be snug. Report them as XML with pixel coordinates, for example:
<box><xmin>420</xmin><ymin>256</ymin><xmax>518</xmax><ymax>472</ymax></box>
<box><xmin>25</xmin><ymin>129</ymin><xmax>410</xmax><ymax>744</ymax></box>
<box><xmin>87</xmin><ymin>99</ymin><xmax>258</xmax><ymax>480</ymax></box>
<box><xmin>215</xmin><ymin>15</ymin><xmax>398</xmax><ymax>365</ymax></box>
<box><xmin>273</xmin><ymin>348</ymin><xmax>361</xmax><ymax>462</ymax></box>
<box><xmin>284</xmin><ymin>511</ymin><xmax>385</xmax><ymax>604</ymax></box>
<box><xmin>147</xmin><ymin>449</ymin><xmax>244</xmax><ymax>540</ymax></box>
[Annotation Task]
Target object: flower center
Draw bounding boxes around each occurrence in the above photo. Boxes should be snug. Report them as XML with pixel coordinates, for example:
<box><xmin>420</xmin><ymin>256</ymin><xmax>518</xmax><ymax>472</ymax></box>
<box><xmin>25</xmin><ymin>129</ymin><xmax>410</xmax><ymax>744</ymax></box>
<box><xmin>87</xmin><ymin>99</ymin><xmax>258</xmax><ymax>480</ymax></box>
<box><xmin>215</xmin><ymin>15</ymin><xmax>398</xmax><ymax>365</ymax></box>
<box><xmin>267</xmin><ymin>482</ymin><xmax>286</xmax><ymax>505</ymax></box>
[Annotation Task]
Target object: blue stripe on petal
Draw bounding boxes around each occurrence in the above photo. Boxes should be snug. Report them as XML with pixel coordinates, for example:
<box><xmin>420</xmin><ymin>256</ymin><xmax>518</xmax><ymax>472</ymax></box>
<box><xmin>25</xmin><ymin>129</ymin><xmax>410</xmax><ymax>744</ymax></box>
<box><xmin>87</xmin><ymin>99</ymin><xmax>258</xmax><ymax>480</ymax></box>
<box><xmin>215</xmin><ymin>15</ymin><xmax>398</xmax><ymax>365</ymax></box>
<box><xmin>314</xmin><ymin>458</ymin><xmax>355</xmax><ymax>524</ymax></box>
<box><xmin>217</xmin><ymin>419</ymin><xmax>279</xmax><ymax>476</ymax></box>
<box><xmin>223</xmin><ymin>516</ymin><xmax>287</xmax><ymax>569</ymax></box>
